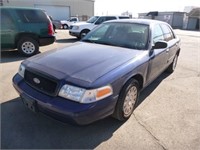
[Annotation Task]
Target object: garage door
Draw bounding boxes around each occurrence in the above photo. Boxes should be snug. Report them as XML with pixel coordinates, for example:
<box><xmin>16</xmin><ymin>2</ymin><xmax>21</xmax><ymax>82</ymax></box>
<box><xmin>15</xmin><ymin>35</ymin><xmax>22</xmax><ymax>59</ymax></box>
<box><xmin>35</xmin><ymin>5</ymin><xmax>70</xmax><ymax>20</ymax></box>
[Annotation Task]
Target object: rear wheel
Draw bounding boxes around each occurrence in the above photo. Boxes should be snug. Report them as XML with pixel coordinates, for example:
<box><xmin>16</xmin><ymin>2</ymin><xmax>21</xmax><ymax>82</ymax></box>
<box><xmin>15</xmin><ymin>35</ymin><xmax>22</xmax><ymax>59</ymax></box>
<box><xmin>113</xmin><ymin>79</ymin><xmax>139</xmax><ymax>121</ymax></box>
<box><xmin>17</xmin><ymin>37</ymin><xmax>39</xmax><ymax>57</ymax></box>
<box><xmin>63</xmin><ymin>24</ymin><xmax>68</xmax><ymax>29</ymax></box>
<box><xmin>166</xmin><ymin>54</ymin><xmax>178</xmax><ymax>73</ymax></box>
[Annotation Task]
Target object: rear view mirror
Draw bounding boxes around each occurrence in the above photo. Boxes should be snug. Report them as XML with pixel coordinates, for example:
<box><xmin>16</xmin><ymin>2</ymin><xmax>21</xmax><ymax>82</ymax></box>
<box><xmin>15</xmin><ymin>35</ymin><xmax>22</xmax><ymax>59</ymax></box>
<box><xmin>152</xmin><ymin>41</ymin><xmax>168</xmax><ymax>49</ymax></box>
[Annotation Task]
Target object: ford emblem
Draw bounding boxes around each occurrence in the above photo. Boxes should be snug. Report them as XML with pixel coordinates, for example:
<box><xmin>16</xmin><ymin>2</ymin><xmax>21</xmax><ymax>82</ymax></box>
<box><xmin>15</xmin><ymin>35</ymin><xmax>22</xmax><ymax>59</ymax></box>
<box><xmin>33</xmin><ymin>78</ymin><xmax>40</xmax><ymax>84</ymax></box>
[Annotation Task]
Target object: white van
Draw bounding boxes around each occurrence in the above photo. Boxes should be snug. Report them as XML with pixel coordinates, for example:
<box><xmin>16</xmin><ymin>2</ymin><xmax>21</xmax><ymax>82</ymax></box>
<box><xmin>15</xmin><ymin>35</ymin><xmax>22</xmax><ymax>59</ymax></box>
<box><xmin>69</xmin><ymin>16</ymin><xmax>129</xmax><ymax>39</ymax></box>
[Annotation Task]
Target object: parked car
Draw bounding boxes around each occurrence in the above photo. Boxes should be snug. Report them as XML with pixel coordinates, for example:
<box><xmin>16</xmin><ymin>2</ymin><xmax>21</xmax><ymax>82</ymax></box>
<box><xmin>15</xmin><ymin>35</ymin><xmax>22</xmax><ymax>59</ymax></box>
<box><xmin>13</xmin><ymin>19</ymin><xmax>180</xmax><ymax>125</ymax></box>
<box><xmin>61</xmin><ymin>17</ymin><xmax>79</xmax><ymax>29</ymax></box>
<box><xmin>49</xmin><ymin>16</ymin><xmax>62</xmax><ymax>31</ymax></box>
<box><xmin>0</xmin><ymin>7</ymin><xmax>55</xmax><ymax>56</ymax></box>
<box><xmin>69</xmin><ymin>16</ymin><xmax>129</xmax><ymax>39</ymax></box>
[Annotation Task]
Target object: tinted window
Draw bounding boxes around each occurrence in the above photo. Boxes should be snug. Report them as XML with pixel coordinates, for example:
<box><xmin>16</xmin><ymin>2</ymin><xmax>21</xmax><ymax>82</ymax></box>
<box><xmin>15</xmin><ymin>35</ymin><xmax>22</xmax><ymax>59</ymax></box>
<box><xmin>16</xmin><ymin>9</ymin><xmax>49</xmax><ymax>23</ymax></box>
<box><xmin>1</xmin><ymin>10</ymin><xmax>14</xmax><ymax>26</ymax></box>
<box><xmin>70</xmin><ymin>18</ymin><xmax>77</xmax><ymax>22</ymax></box>
<box><xmin>161</xmin><ymin>24</ymin><xmax>174</xmax><ymax>41</ymax></box>
<box><xmin>119</xmin><ymin>16</ymin><xmax>130</xmax><ymax>19</ymax></box>
<box><xmin>87</xmin><ymin>16</ymin><xmax>99</xmax><ymax>23</ymax></box>
<box><xmin>105</xmin><ymin>16</ymin><xmax>117</xmax><ymax>21</ymax></box>
<box><xmin>95</xmin><ymin>17</ymin><xmax>106</xmax><ymax>24</ymax></box>
<box><xmin>95</xmin><ymin>17</ymin><xmax>117</xmax><ymax>25</ymax></box>
<box><xmin>152</xmin><ymin>24</ymin><xmax>164</xmax><ymax>43</ymax></box>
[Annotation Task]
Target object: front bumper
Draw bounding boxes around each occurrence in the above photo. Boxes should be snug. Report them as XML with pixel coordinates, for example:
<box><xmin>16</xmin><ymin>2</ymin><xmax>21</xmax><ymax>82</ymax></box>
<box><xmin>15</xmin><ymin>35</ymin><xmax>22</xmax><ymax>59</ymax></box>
<box><xmin>69</xmin><ymin>31</ymin><xmax>80</xmax><ymax>37</ymax></box>
<box><xmin>13</xmin><ymin>74</ymin><xmax>117</xmax><ymax>125</ymax></box>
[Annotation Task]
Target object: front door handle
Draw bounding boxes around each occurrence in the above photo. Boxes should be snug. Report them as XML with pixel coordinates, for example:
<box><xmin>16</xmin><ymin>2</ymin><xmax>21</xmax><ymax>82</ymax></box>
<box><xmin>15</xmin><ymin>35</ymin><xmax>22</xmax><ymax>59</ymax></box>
<box><xmin>166</xmin><ymin>48</ymin><xmax>169</xmax><ymax>52</ymax></box>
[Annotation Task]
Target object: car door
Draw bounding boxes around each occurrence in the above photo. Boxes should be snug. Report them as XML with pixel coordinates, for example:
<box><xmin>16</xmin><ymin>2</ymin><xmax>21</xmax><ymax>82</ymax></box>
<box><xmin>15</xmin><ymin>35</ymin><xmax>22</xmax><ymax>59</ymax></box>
<box><xmin>1</xmin><ymin>9</ymin><xmax>17</xmax><ymax>49</ymax></box>
<box><xmin>160</xmin><ymin>24</ymin><xmax>179</xmax><ymax>65</ymax></box>
<box><xmin>147</xmin><ymin>24</ymin><xmax>168</xmax><ymax>83</ymax></box>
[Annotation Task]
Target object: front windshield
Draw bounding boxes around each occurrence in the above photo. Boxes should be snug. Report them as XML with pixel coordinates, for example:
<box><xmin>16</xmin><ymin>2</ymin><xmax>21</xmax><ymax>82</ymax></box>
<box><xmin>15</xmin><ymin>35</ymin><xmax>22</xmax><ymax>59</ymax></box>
<box><xmin>87</xmin><ymin>16</ymin><xmax>99</xmax><ymax>23</ymax></box>
<box><xmin>82</xmin><ymin>22</ymin><xmax>149</xmax><ymax>50</ymax></box>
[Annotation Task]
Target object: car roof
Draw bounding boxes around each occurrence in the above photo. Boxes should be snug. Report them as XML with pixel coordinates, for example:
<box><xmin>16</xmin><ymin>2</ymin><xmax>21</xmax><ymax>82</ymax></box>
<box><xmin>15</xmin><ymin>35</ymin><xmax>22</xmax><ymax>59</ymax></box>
<box><xmin>105</xmin><ymin>18</ymin><xmax>169</xmax><ymax>25</ymax></box>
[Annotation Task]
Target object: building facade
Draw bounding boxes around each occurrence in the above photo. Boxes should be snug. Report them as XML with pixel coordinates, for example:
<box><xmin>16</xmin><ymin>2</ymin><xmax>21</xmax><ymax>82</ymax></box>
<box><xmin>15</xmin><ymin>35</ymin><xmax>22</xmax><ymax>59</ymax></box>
<box><xmin>1</xmin><ymin>0</ymin><xmax>95</xmax><ymax>21</ymax></box>
<box><xmin>138</xmin><ymin>7</ymin><xmax>200</xmax><ymax>30</ymax></box>
<box><xmin>138</xmin><ymin>11</ymin><xmax>185</xmax><ymax>29</ymax></box>
<box><xmin>183</xmin><ymin>6</ymin><xmax>200</xmax><ymax>30</ymax></box>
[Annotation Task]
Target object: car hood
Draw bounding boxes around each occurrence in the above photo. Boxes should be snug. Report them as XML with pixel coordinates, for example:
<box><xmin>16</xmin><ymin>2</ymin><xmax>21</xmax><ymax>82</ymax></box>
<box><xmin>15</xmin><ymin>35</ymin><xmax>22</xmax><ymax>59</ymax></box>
<box><xmin>26</xmin><ymin>42</ymin><xmax>144</xmax><ymax>86</ymax></box>
<box><xmin>72</xmin><ymin>22</ymin><xmax>91</xmax><ymax>26</ymax></box>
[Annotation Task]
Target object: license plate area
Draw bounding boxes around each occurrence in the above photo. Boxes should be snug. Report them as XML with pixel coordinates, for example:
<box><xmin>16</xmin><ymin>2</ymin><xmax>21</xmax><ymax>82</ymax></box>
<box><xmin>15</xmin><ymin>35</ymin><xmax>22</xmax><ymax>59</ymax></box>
<box><xmin>21</xmin><ymin>94</ymin><xmax>38</xmax><ymax>112</ymax></box>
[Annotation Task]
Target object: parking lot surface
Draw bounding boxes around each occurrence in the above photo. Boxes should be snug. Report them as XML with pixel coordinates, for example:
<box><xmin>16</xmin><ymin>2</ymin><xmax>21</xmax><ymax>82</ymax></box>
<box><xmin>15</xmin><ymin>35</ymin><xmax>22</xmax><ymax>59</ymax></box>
<box><xmin>1</xmin><ymin>29</ymin><xmax>200</xmax><ymax>149</ymax></box>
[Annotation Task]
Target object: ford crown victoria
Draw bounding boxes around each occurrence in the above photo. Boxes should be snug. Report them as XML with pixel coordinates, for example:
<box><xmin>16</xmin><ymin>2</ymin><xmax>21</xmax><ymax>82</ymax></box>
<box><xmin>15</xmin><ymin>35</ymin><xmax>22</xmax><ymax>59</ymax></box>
<box><xmin>13</xmin><ymin>19</ymin><xmax>180</xmax><ymax>125</ymax></box>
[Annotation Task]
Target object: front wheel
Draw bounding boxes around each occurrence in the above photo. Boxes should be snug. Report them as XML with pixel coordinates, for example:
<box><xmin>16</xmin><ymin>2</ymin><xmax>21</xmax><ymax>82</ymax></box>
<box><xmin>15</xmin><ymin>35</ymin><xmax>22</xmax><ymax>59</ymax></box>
<box><xmin>17</xmin><ymin>37</ymin><xmax>39</xmax><ymax>57</ymax></box>
<box><xmin>113</xmin><ymin>79</ymin><xmax>140</xmax><ymax>121</ymax></box>
<box><xmin>166</xmin><ymin>54</ymin><xmax>178</xmax><ymax>73</ymax></box>
<box><xmin>80</xmin><ymin>30</ymin><xmax>90</xmax><ymax>39</ymax></box>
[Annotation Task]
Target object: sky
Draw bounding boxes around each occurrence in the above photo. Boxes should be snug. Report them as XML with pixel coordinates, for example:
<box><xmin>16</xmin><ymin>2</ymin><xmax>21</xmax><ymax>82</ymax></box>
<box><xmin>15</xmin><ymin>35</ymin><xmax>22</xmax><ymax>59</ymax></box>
<box><xmin>94</xmin><ymin>0</ymin><xmax>200</xmax><ymax>17</ymax></box>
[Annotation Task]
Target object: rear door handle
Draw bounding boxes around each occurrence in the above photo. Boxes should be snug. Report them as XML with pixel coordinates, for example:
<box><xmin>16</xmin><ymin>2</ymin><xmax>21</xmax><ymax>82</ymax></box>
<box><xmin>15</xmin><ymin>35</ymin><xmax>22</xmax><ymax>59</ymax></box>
<box><xmin>166</xmin><ymin>48</ymin><xmax>169</xmax><ymax>52</ymax></box>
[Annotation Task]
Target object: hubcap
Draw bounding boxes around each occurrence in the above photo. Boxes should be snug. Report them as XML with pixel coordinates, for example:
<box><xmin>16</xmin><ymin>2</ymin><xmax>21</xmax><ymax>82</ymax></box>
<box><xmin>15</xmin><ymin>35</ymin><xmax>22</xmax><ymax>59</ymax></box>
<box><xmin>21</xmin><ymin>42</ymin><xmax>35</xmax><ymax>54</ymax></box>
<box><xmin>173</xmin><ymin>55</ymin><xmax>178</xmax><ymax>70</ymax></box>
<box><xmin>123</xmin><ymin>86</ymin><xmax>137</xmax><ymax>117</ymax></box>
<box><xmin>64</xmin><ymin>25</ymin><xmax>68</xmax><ymax>29</ymax></box>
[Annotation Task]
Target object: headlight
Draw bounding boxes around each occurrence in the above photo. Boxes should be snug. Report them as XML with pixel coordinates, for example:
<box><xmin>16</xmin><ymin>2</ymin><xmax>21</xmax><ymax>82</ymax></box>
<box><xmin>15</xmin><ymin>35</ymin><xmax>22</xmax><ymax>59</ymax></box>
<box><xmin>58</xmin><ymin>84</ymin><xmax>113</xmax><ymax>103</ymax></box>
<box><xmin>58</xmin><ymin>84</ymin><xmax>86</xmax><ymax>102</ymax></box>
<box><xmin>73</xmin><ymin>26</ymin><xmax>79</xmax><ymax>30</ymax></box>
<box><xmin>18</xmin><ymin>64</ymin><xmax>25</xmax><ymax>78</ymax></box>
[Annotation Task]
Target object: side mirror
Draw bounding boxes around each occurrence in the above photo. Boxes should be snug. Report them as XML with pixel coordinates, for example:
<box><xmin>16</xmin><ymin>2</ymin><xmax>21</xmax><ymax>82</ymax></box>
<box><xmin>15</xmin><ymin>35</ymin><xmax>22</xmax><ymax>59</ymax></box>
<box><xmin>152</xmin><ymin>41</ymin><xmax>168</xmax><ymax>49</ymax></box>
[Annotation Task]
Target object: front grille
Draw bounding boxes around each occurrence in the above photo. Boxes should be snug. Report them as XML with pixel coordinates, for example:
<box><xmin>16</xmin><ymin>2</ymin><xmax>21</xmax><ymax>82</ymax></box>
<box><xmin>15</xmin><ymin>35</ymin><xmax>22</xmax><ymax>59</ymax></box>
<box><xmin>24</xmin><ymin>69</ymin><xmax>58</xmax><ymax>96</ymax></box>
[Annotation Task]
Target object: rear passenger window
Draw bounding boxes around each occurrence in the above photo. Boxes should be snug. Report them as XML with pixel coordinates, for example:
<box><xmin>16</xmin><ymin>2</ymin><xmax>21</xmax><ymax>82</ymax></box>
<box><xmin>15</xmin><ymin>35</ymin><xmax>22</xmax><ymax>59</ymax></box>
<box><xmin>161</xmin><ymin>24</ymin><xmax>175</xmax><ymax>41</ymax></box>
<box><xmin>119</xmin><ymin>16</ymin><xmax>129</xmax><ymax>19</ymax></box>
<box><xmin>1</xmin><ymin>10</ymin><xmax>14</xmax><ymax>25</ymax></box>
<box><xmin>16</xmin><ymin>10</ymin><xmax>49</xmax><ymax>23</ymax></box>
<box><xmin>152</xmin><ymin>24</ymin><xmax>164</xmax><ymax>43</ymax></box>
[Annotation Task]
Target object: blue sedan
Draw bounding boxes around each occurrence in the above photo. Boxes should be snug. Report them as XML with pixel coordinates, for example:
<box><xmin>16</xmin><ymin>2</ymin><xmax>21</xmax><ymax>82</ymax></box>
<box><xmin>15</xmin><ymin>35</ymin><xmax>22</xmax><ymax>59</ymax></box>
<box><xmin>13</xmin><ymin>19</ymin><xmax>180</xmax><ymax>125</ymax></box>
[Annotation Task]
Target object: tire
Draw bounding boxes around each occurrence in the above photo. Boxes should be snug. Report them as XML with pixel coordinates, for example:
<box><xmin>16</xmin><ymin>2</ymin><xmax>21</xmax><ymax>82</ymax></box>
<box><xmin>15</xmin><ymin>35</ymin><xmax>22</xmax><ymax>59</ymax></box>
<box><xmin>166</xmin><ymin>54</ymin><xmax>178</xmax><ymax>73</ymax></box>
<box><xmin>17</xmin><ymin>37</ymin><xmax>39</xmax><ymax>57</ymax></box>
<box><xmin>113</xmin><ymin>79</ymin><xmax>140</xmax><ymax>121</ymax></box>
<box><xmin>80</xmin><ymin>30</ymin><xmax>90</xmax><ymax>39</ymax></box>
<box><xmin>63</xmin><ymin>24</ymin><xmax>68</xmax><ymax>29</ymax></box>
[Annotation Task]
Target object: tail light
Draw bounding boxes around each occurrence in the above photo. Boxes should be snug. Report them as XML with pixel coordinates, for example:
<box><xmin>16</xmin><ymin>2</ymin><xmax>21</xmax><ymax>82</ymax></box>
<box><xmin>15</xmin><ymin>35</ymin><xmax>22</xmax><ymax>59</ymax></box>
<box><xmin>48</xmin><ymin>23</ymin><xmax>54</xmax><ymax>35</ymax></box>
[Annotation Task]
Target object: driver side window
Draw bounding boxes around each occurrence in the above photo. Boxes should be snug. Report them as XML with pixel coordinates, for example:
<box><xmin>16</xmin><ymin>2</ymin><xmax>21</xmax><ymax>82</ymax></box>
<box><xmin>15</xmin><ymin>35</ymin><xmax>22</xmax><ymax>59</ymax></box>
<box><xmin>95</xmin><ymin>17</ymin><xmax>106</xmax><ymax>25</ymax></box>
<box><xmin>152</xmin><ymin>24</ymin><xmax>164</xmax><ymax>43</ymax></box>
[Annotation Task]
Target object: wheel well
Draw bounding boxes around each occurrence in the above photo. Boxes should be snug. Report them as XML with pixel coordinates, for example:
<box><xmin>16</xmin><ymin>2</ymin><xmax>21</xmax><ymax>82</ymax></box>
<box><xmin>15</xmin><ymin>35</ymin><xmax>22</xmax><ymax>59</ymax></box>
<box><xmin>15</xmin><ymin>33</ymin><xmax>38</xmax><ymax>47</ymax></box>
<box><xmin>81</xmin><ymin>29</ymin><xmax>90</xmax><ymax>33</ymax></box>
<box><xmin>126</xmin><ymin>74</ymin><xmax>144</xmax><ymax>90</ymax></box>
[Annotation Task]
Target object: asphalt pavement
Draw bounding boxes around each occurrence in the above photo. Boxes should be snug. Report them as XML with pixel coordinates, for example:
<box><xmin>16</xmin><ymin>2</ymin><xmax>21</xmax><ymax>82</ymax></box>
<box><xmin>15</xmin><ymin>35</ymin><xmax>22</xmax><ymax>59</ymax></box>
<box><xmin>1</xmin><ymin>29</ymin><xmax>200</xmax><ymax>149</ymax></box>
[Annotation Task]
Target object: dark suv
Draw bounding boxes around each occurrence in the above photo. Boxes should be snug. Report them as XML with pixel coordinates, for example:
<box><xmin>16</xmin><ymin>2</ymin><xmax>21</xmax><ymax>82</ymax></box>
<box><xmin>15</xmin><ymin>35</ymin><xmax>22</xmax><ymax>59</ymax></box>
<box><xmin>0</xmin><ymin>7</ymin><xmax>55</xmax><ymax>56</ymax></box>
